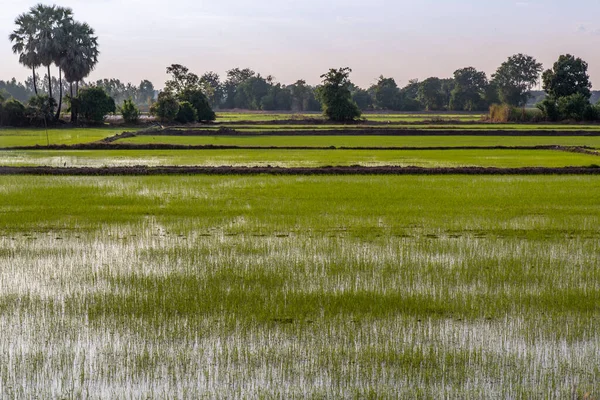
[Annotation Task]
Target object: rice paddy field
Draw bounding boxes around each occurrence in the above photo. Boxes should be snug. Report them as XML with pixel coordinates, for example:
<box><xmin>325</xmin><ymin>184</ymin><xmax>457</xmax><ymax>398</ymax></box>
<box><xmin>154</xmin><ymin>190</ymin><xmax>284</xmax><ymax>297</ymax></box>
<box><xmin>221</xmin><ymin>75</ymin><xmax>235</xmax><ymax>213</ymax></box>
<box><xmin>0</xmin><ymin>176</ymin><xmax>599</xmax><ymax>398</ymax></box>
<box><xmin>1</xmin><ymin>114</ymin><xmax>599</xmax><ymax>398</ymax></box>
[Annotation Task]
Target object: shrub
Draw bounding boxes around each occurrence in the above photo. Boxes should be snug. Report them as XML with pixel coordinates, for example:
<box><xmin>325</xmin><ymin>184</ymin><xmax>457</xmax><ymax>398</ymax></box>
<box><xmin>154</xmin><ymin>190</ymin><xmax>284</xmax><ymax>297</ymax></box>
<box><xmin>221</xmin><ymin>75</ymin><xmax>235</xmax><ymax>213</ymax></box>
<box><xmin>1</xmin><ymin>98</ymin><xmax>27</xmax><ymax>126</ymax></box>
<box><xmin>489</xmin><ymin>104</ymin><xmax>542</xmax><ymax>122</ymax></box>
<box><xmin>26</xmin><ymin>95</ymin><xmax>56</xmax><ymax>126</ymax></box>
<box><xmin>150</xmin><ymin>92</ymin><xmax>179</xmax><ymax>123</ymax></box>
<box><xmin>583</xmin><ymin>104</ymin><xmax>600</xmax><ymax>121</ymax></box>
<box><xmin>175</xmin><ymin>101</ymin><xmax>198</xmax><ymax>124</ymax></box>
<box><xmin>78</xmin><ymin>87</ymin><xmax>116</xmax><ymax>123</ymax></box>
<box><xmin>557</xmin><ymin>93</ymin><xmax>588</xmax><ymax>121</ymax></box>
<box><xmin>179</xmin><ymin>89</ymin><xmax>215</xmax><ymax>122</ymax></box>
<box><xmin>120</xmin><ymin>99</ymin><xmax>140</xmax><ymax>124</ymax></box>
<box><xmin>536</xmin><ymin>99</ymin><xmax>561</xmax><ymax>122</ymax></box>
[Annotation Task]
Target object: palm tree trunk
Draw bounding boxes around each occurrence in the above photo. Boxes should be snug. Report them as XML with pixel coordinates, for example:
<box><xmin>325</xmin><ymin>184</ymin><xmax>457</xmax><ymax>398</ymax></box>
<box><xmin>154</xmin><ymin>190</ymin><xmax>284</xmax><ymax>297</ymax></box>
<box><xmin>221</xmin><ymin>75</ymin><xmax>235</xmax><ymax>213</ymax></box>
<box><xmin>55</xmin><ymin>67</ymin><xmax>63</xmax><ymax>121</ymax></box>
<box><xmin>32</xmin><ymin>67</ymin><xmax>38</xmax><ymax>95</ymax></box>
<box><xmin>47</xmin><ymin>65</ymin><xmax>53</xmax><ymax>101</ymax></box>
<box><xmin>70</xmin><ymin>82</ymin><xmax>76</xmax><ymax>124</ymax></box>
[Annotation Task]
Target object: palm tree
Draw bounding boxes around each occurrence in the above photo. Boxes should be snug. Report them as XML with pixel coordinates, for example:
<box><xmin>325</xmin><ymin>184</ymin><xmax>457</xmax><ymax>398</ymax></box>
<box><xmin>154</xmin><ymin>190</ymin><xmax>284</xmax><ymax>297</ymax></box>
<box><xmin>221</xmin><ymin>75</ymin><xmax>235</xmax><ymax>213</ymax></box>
<box><xmin>29</xmin><ymin>4</ymin><xmax>73</xmax><ymax>105</ymax></box>
<box><xmin>59</xmin><ymin>21</ymin><xmax>99</xmax><ymax>124</ymax></box>
<box><xmin>9</xmin><ymin>13</ymin><xmax>41</xmax><ymax>95</ymax></box>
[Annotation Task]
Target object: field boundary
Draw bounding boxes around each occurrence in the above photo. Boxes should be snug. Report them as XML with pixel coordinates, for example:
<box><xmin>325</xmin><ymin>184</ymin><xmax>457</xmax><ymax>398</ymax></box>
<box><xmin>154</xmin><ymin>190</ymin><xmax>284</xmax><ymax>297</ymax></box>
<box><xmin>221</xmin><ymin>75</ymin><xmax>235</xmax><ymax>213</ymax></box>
<box><xmin>2</xmin><ymin>165</ymin><xmax>599</xmax><ymax>176</ymax></box>
<box><xmin>3</xmin><ymin>143</ymin><xmax>600</xmax><ymax>155</ymax></box>
<box><xmin>137</xmin><ymin>128</ymin><xmax>600</xmax><ymax>137</ymax></box>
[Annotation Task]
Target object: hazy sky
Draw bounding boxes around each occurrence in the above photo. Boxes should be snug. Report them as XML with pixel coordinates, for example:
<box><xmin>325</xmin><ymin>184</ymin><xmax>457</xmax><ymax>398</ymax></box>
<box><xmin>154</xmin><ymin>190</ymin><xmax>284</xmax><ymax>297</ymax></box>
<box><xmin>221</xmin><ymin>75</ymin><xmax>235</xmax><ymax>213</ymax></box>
<box><xmin>2</xmin><ymin>0</ymin><xmax>600</xmax><ymax>89</ymax></box>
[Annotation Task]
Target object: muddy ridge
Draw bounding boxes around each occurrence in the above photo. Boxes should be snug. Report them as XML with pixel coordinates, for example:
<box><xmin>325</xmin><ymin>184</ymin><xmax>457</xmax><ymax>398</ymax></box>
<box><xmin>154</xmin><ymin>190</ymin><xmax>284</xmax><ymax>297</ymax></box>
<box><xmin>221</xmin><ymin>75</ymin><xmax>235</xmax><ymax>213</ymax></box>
<box><xmin>1</xmin><ymin>166</ymin><xmax>599</xmax><ymax>176</ymax></box>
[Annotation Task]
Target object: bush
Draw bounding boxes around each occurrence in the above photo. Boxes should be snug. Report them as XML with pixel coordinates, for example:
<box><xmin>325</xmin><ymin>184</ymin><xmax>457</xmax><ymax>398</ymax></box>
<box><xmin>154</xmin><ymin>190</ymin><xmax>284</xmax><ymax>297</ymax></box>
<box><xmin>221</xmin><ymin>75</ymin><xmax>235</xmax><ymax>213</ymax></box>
<box><xmin>26</xmin><ymin>95</ymin><xmax>56</xmax><ymax>126</ymax></box>
<box><xmin>557</xmin><ymin>93</ymin><xmax>588</xmax><ymax>121</ymax></box>
<box><xmin>536</xmin><ymin>99</ymin><xmax>561</xmax><ymax>122</ymax></box>
<box><xmin>179</xmin><ymin>89</ymin><xmax>215</xmax><ymax>122</ymax></box>
<box><xmin>489</xmin><ymin>104</ymin><xmax>542</xmax><ymax>122</ymax></box>
<box><xmin>78</xmin><ymin>87</ymin><xmax>116</xmax><ymax>123</ymax></box>
<box><xmin>120</xmin><ymin>99</ymin><xmax>140</xmax><ymax>124</ymax></box>
<box><xmin>583</xmin><ymin>104</ymin><xmax>600</xmax><ymax>121</ymax></box>
<box><xmin>175</xmin><ymin>101</ymin><xmax>198</xmax><ymax>124</ymax></box>
<box><xmin>1</xmin><ymin>98</ymin><xmax>27</xmax><ymax>126</ymax></box>
<box><xmin>150</xmin><ymin>92</ymin><xmax>179</xmax><ymax>123</ymax></box>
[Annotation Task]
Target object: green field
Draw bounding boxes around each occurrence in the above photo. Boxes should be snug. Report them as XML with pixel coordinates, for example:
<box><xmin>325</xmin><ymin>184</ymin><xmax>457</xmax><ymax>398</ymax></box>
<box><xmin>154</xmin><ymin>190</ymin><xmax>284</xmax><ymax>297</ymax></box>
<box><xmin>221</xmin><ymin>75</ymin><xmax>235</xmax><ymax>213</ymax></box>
<box><xmin>120</xmin><ymin>134</ymin><xmax>600</xmax><ymax>148</ymax></box>
<box><xmin>0</xmin><ymin>127</ymin><xmax>136</xmax><ymax>148</ymax></box>
<box><xmin>1</xmin><ymin>175</ymin><xmax>598</xmax><ymax>397</ymax></box>
<box><xmin>0</xmin><ymin>148</ymin><xmax>597</xmax><ymax>168</ymax></box>
<box><xmin>215</xmin><ymin>112</ymin><xmax>486</xmax><ymax>123</ymax></box>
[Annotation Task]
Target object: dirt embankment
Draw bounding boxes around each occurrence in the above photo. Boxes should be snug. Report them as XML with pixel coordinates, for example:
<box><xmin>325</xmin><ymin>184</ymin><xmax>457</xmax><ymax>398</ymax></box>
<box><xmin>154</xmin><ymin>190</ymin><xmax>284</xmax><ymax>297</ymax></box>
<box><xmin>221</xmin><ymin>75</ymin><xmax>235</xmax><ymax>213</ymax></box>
<box><xmin>145</xmin><ymin>128</ymin><xmax>600</xmax><ymax>137</ymax></box>
<box><xmin>1</xmin><ymin>166</ymin><xmax>599</xmax><ymax>176</ymax></box>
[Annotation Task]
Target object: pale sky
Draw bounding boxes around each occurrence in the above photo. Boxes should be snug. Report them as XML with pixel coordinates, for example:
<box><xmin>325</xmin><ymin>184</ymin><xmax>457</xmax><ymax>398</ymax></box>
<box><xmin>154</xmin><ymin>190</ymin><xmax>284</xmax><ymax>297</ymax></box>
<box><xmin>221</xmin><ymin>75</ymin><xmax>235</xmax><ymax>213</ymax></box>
<box><xmin>2</xmin><ymin>0</ymin><xmax>600</xmax><ymax>89</ymax></box>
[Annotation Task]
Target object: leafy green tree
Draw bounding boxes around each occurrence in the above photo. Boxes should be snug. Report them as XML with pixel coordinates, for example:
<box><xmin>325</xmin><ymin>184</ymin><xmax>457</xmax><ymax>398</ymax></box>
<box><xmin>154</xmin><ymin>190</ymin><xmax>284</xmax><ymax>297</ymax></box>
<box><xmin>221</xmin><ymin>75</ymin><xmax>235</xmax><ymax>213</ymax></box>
<box><xmin>164</xmin><ymin>65</ymin><xmax>215</xmax><ymax>121</ymax></box>
<box><xmin>417</xmin><ymin>77</ymin><xmax>445</xmax><ymax>111</ymax></box>
<box><xmin>450</xmin><ymin>67</ymin><xmax>488</xmax><ymax>111</ymax></box>
<box><xmin>399</xmin><ymin>79</ymin><xmax>422</xmax><ymax>111</ymax></box>
<box><xmin>199</xmin><ymin>72</ymin><xmax>223</xmax><ymax>108</ymax></box>
<box><xmin>137</xmin><ymin>80</ymin><xmax>155</xmax><ymax>106</ymax></box>
<box><xmin>351</xmin><ymin>86</ymin><xmax>373</xmax><ymax>111</ymax></box>
<box><xmin>150</xmin><ymin>92</ymin><xmax>179</xmax><ymax>123</ymax></box>
<box><xmin>542</xmin><ymin>54</ymin><xmax>591</xmax><ymax>100</ymax></box>
<box><xmin>372</xmin><ymin>76</ymin><xmax>401</xmax><ymax>110</ymax></box>
<box><xmin>492</xmin><ymin>54</ymin><xmax>543</xmax><ymax>107</ymax></box>
<box><xmin>222</xmin><ymin>68</ymin><xmax>255</xmax><ymax>109</ymax></box>
<box><xmin>316</xmin><ymin>67</ymin><xmax>361</xmax><ymax>121</ymax></box>
<box><xmin>175</xmin><ymin>101</ymin><xmax>198</xmax><ymax>124</ymax></box>
<box><xmin>120</xmin><ymin>99</ymin><xmax>140</xmax><ymax>124</ymax></box>
<box><xmin>77</xmin><ymin>86</ymin><xmax>115</xmax><ymax>123</ymax></box>
<box><xmin>289</xmin><ymin>80</ymin><xmax>321</xmax><ymax>111</ymax></box>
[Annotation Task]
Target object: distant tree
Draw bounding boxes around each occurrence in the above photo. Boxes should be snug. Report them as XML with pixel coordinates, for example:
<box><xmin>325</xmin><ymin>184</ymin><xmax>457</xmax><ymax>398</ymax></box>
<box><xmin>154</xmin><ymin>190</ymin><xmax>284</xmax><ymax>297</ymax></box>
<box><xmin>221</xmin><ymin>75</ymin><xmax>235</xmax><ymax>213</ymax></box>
<box><xmin>175</xmin><ymin>101</ymin><xmax>198</xmax><ymax>123</ymax></box>
<box><xmin>199</xmin><ymin>72</ymin><xmax>223</xmax><ymax>108</ymax></box>
<box><xmin>351</xmin><ymin>86</ymin><xmax>373</xmax><ymax>111</ymax></box>
<box><xmin>164</xmin><ymin>65</ymin><xmax>215</xmax><ymax>121</ymax></box>
<box><xmin>1</xmin><ymin>98</ymin><xmax>27</xmax><ymax>126</ymax></box>
<box><xmin>137</xmin><ymin>80</ymin><xmax>155</xmax><ymax>106</ymax></box>
<box><xmin>418</xmin><ymin>77</ymin><xmax>445</xmax><ymax>111</ymax></box>
<box><xmin>239</xmin><ymin>75</ymin><xmax>270</xmax><ymax>110</ymax></box>
<box><xmin>372</xmin><ymin>76</ymin><xmax>401</xmax><ymax>110</ymax></box>
<box><xmin>289</xmin><ymin>80</ymin><xmax>321</xmax><ymax>111</ymax></box>
<box><xmin>492</xmin><ymin>53</ymin><xmax>543</xmax><ymax>107</ymax></box>
<box><xmin>119</xmin><ymin>99</ymin><xmax>140</xmax><ymax>124</ymax></box>
<box><xmin>77</xmin><ymin>86</ymin><xmax>115</xmax><ymax>123</ymax></box>
<box><xmin>542</xmin><ymin>54</ymin><xmax>591</xmax><ymax>100</ymax></box>
<box><xmin>450</xmin><ymin>67</ymin><xmax>489</xmax><ymax>111</ymax></box>
<box><xmin>0</xmin><ymin>78</ymin><xmax>34</xmax><ymax>102</ymax></box>
<box><xmin>316</xmin><ymin>67</ymin><xmax>361</xmax><ymax>121</ymax></box>
<box><xmin>150</xmin><ymin>92</ymin><xmax>179</xmax><ymax>123</ymax></box>
<box><xmin>9</xmin><ymin>12</ymin><xmax>41</xmax><ymax>95</ymax></box>
<box><xmin>399</xmin><ymin>79</ymin><xmax>422</xmax><ymax>111</ymax></box>
<box><xmin>222</xmin><ymin>68</ymin><xmax>255</xmax><ymax>109</ymax></box>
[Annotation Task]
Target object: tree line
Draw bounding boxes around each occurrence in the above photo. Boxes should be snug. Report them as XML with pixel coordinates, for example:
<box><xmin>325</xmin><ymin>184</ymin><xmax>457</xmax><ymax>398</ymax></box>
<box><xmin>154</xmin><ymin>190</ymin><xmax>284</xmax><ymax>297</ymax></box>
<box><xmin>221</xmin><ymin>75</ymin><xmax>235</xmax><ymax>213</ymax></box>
<box><xmin>3</xmin><ymin>3</ymin><xmax>600</xmax><ymax>125</ymax></box>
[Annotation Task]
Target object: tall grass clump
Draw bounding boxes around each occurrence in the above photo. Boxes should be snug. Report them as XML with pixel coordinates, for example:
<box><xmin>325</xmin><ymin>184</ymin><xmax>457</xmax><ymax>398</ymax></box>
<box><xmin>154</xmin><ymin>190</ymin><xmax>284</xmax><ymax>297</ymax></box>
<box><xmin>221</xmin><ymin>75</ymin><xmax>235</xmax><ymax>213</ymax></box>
<box><xmin>488</xmin><ymin>104</ymin><xmax>542</xmax><ymax>123</ymax></box>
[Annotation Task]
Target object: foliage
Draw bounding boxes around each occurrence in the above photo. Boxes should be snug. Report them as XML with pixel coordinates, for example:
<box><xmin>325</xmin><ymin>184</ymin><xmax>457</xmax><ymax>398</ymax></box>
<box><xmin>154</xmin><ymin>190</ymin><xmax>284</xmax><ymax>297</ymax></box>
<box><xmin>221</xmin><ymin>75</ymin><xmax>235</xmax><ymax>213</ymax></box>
<box><xmin>556</xmin><ymin>93</ymin><xmax>589</xmax><ymax>120</ymax></box>
<box><xmin>489</xmin><ymin>104</ymin><xmax>542</xmax><ymax>122</ymax></box>
<box><xmin>536</xmin><ymin>99</ymin><xmax>561</xmax><ymax>122</ymax></box>
<box><xmin>351</xmin><ymin>87</ymin><xmax>373</xmax><ymax>111</ymax></box>
<box><xmin>372</xmin><ymin>77</ymin><xmax>401</xmax><ymax>110</ymax></box>
<box><xmin>175</xmin><ymin>101</ymin><xmax>198</xmax><ymax>124</ymax></box>
<box><xmin>163</xmin><ymin>65</ymin><xmax>216</xmax><ymax>121</ymax></box>
<box><xmin>150</xmin><ymin>92</ymin><xmax>179</xmax><ymax>123</ymax></box>
<box><xmin>0</xmin><ymin>98</ymin><xmax>27</xmax><ymax>126</ymax></box>
<box><xmin>316</xmin><ymin>67</ymin><xmax>361</xmax><ymax>121</ymax></box>
<box><xmin>77</xmin><ymin>86</ymin><xmax>116</xmax><ymax>123</ymax></box>
<box><xmin>450</xmin><ymin>67</ymin><xmax>488</xmax><ymax>111</ymax></box>
<box><xmin>119</xmin><ymin>99</ymin><xmax>140</xmax><ymax>124</ymax></box>
<box><xmin>542</xmin><ymin>54</ymin><xmax>591</xmax><ymax>100</ymax></box>
<box><xmin>417</xmin><ymin>77</ymin><xmax>445</xmax><ymax>111</ymax></box>
<box><xmin>492</xmin><ymin>54</ymin><xmax>543</xmax><ymax>107</ymax></box>
<box><xmin>26</xmin><ymin>94</ymin><xmax>56</xmax><ymax>125</ymax></box>
<box><xmin>179</xmin><ymin>89</ymin><xmax>216</xmax><ymax>121</ymax></box>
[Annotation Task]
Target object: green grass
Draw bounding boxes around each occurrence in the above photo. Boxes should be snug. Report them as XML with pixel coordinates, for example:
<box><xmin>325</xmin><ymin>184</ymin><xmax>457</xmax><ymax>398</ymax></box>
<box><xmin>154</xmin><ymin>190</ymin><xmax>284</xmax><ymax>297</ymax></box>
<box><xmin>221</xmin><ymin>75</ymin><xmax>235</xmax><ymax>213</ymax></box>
<box><xmin>0</xmin><ymin>127</ymin><xmax>138</xmax><ymax>148</ymax></box>
<box><xmin>215</xmin><ymin>111</ymin><xmax>486</xmax><ymax>123</ymax></box>
<box><xmin>119</xmin><ymin>134</ymin><xmax>600</xmax><ymax>148</ymax></box>
<box><xmin>0</xmin><ymin>175</ymin><xmax>599</xmax><ymax>397</ymax></box>
<box><xmin>0</xmin><ymin>148</ymin><xmax>598</xmax><ymax>168</ymax></box>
